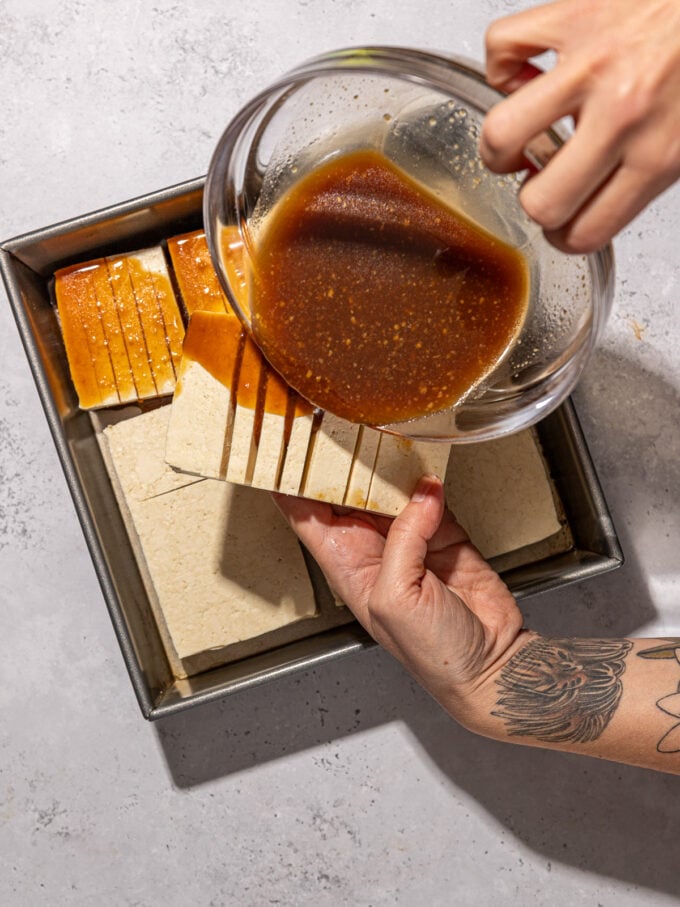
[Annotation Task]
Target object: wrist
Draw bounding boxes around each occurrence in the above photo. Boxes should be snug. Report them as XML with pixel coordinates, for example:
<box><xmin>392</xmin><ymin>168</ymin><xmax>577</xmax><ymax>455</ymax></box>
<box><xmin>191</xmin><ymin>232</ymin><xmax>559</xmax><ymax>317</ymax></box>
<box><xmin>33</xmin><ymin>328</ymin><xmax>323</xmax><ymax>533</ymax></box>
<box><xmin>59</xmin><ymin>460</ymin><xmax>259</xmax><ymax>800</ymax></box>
<box><xmin>439</xmin><ymin>628</ymin><xmax>541</xmax><ymax>737</ymax></box>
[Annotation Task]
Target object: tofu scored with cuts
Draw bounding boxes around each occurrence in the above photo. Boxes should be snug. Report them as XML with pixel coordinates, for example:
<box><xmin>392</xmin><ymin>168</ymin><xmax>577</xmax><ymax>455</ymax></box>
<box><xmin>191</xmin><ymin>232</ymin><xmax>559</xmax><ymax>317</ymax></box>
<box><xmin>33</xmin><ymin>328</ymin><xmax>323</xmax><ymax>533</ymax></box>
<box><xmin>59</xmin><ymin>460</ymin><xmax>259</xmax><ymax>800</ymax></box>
<box><xmin>54</xmin><ymin>246</ymin><xmax>184</xmax><ymax>408</ymax></box>
<box><xmin>100</xmin><ymin>404</ymin><xmax>318</xmax><ymax>678</ymax></box>
<box><xmin>165</xmin><ymin>311</ymin><xmax>451</xmax><ymax>515</ymax></box>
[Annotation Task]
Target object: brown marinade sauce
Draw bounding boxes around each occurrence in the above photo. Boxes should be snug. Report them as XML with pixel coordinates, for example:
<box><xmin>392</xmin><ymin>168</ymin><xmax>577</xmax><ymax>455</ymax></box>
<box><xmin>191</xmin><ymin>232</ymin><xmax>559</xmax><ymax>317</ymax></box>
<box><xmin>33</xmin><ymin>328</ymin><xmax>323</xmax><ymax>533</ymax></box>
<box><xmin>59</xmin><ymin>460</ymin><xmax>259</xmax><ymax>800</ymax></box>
<box><xmin>248</xmin><ymin>148</ymin><xmax>528</xmax><ymax>425</ymax></box>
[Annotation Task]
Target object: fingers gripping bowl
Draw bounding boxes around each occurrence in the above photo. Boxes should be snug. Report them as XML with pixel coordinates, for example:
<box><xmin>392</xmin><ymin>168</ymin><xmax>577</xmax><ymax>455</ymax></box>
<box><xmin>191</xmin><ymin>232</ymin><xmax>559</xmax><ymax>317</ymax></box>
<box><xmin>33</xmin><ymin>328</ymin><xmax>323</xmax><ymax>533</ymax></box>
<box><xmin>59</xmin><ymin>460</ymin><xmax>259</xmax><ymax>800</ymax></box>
<box><xmin>204</xmin><ymin>46</ymin><xmax>614</xmax><ymax>443</ymax></box>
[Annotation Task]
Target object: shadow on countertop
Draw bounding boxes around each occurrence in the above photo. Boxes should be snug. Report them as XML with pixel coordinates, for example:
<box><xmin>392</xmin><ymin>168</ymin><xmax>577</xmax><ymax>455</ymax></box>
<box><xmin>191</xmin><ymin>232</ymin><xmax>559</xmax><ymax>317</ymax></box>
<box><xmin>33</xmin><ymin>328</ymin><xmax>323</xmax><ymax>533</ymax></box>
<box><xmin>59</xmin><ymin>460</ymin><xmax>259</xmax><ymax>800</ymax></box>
<box><xmin>155</xmin><ymin>348</ymin><xmax>680</xmax><ymax>899</ymax></box>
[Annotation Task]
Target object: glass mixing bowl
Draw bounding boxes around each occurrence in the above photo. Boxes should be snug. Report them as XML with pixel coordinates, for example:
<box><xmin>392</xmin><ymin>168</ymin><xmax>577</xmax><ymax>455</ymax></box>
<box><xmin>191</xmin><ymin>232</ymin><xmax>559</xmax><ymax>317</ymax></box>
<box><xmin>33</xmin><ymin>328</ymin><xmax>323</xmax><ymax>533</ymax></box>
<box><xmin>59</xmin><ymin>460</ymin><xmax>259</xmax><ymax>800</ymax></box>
<box><xmin>204</xmin><ymin>46</ymin><xmax>614</xmax><ymax>442</ymax></box>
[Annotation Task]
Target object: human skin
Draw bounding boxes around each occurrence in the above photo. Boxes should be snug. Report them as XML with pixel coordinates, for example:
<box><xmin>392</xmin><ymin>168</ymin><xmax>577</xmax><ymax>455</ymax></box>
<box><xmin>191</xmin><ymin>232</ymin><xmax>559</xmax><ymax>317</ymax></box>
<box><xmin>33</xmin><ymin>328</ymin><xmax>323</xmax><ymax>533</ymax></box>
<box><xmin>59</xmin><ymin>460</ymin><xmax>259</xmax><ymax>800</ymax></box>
<box><xmin>480</xmin><ymin>0</ymin><xmax>680</xmax><ymax>253</ymax></box>
<box><xmin>274</xmin><ymin>477</ymin><xmax>680</xmax><ymax>774</ymax></box>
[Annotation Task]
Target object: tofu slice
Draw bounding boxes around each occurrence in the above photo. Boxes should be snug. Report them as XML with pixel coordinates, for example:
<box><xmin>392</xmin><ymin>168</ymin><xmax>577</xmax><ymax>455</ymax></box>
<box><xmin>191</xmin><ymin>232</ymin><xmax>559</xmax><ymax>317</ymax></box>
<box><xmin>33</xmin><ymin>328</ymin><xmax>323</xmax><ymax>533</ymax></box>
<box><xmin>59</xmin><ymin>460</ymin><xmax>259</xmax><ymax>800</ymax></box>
<box><xmin>101</xmin><ymin>405</ymin><xmax>318</xmax><ymax>678</ymax></box>
<box><xmin>54</xmin><ymin>246</ymin><xmax>184</xmax><ymax>408</ymax></box>
<box><xmin>365</xmin><ymin>431</ymin><xmax>452</xmax><ymax>517</ymax></box>
<box><xmin>276</xmin><ymin>404</ymin><xmax>315</xmax><ymax>496</ymax></box>
<box><xmin>300</xmin><ymin>411</ymin><xmax>361</xmax><ymax>504</ymax></box>
<box><xmin>166</xmin><ymin>229</ymin><xmax>232</xmax><ymax>316</ymax></box>
<box><xmin>343</xmin><ymin>426</ymin><xmax>381</xmax><ymax>509</ymax></box>
<box><xmin>165</xmin><ymin>310</ymin><xmax>242</xmax><ymax>480</ymax></box>
<box><xmin>122</xmin><ymin>246</ymin><xmax>184</xmax><ymax>396</ymax></box>
<box><xmin>224</xmin><ymin>335</ymin><xmax>262</xmax><ymax>486</ymax></box>
<box><xmin>165</xmin><ymin>352</ymin><xmax>232</xmax><ymax>480</ymax></box>
<box><xmin>250</xmin><ymin>364</ymin><xmax>295</xmax><ymax>490</ymax></box>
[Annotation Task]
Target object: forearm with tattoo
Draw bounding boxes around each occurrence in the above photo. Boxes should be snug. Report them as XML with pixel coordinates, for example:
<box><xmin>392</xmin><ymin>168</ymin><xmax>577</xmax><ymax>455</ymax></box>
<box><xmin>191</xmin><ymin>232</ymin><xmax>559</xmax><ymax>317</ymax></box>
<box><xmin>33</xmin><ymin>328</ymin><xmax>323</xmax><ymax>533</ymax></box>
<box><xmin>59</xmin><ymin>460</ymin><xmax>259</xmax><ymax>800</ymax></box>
<box><xmin>486</xmin><ymin>636</ymin><xmax>680</xmax><ymax>773</ymax></box>
<box><xmin>492</xmin><ymin>637</ymin><xmax>632</xmax><ymax>744</ymax></box>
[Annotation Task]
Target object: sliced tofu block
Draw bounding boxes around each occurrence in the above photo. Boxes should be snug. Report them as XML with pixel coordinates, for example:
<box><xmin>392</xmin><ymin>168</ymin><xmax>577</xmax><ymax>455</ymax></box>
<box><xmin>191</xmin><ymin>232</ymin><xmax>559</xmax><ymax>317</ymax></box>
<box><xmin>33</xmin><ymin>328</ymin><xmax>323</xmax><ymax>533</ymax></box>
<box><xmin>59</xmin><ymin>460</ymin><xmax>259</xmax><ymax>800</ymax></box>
<box><xmin>54</xmin><ymin>246</ymin><xmax>184</xmax><ymax>408</ymax></box>
<box><xmin>101</xmin><ymin>405</ymin><xmax>318</xmax><ymax>678</ymax></box>
<box><xmin>444</xmin><ymin>429</ymin><xmax>562</xmax><ymax>559</ymax></box>
<box><xmin>166</xmin><ymin>311</ymin><xmax>452</xmax><ymax>515</ymax></box>
<box><xmin>122</xmin><ymin>247</ymin><xmax>184</xmax><ymax>396</ymax></box>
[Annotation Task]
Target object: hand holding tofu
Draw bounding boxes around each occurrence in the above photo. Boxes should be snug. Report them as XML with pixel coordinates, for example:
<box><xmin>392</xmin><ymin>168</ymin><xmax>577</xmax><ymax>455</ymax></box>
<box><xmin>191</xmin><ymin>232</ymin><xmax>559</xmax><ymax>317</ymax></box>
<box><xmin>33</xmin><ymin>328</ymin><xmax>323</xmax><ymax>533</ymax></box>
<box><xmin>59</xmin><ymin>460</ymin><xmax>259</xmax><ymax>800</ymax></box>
<box><xmin>274</xmin><ymin>474</ymin><xmax>524</xmax><ymax>724</ymax></box>
<box><xmin>277</xmin><ymin>476</ymin><xmax>680</xmax><ymax>776</ymax></box>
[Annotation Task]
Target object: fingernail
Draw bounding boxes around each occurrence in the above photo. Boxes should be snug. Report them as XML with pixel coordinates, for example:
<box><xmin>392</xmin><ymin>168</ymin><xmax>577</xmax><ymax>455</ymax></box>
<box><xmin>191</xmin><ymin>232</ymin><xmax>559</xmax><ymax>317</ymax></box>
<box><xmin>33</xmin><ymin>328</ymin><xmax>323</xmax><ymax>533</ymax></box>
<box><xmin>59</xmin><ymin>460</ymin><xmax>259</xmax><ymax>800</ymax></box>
<box><xmin>411</xmin><ymin>475</ymin><xmax>436</xmax><ymax>502</ymax></box>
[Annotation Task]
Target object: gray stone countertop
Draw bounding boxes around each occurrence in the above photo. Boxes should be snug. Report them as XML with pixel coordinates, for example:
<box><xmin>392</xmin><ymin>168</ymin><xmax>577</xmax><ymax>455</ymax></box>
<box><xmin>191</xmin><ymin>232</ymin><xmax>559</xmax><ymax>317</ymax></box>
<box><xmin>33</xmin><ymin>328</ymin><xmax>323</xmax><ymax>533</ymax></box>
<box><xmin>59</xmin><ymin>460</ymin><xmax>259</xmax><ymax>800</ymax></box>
<box><xmin>1</xmin><ymin>1</ymin><xmax>678</xmax><ymax>904</ymax></box>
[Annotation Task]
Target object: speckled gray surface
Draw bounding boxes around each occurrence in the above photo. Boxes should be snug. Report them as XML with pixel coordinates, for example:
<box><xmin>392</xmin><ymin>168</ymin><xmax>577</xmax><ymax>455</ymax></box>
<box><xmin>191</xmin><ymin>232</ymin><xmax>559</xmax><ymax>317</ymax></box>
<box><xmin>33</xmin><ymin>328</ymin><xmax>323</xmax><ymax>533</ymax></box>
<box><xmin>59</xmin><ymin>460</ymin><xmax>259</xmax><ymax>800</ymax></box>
<box><xmin>1</xmin><ymin>1</ymin><xmax>679</xmax><ymax>904</ymax></box>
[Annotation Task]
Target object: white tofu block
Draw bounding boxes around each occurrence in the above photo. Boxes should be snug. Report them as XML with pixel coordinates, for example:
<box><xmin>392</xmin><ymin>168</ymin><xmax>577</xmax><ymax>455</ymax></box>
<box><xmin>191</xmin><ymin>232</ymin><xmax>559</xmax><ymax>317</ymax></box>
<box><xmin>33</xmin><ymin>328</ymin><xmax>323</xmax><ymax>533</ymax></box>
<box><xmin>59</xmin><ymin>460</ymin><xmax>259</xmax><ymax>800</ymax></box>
<box><xmin>105</xmin><ymin>404</ymin><xmax>202</xmax><ymax>498</ymax></box>
<box><xmin>444</xmin><ymin>429</ymin><xmax>562</xmax><ymax>559</ymax></box>
<box><xmin>102</xmin><ymin>406</ymin><xmax>318</xmax><ymax>677</ymax></box>
<box><xmin>133</xmin><ymin>480</ymin><xmax>317</xmax><ymax>671</ymax></box>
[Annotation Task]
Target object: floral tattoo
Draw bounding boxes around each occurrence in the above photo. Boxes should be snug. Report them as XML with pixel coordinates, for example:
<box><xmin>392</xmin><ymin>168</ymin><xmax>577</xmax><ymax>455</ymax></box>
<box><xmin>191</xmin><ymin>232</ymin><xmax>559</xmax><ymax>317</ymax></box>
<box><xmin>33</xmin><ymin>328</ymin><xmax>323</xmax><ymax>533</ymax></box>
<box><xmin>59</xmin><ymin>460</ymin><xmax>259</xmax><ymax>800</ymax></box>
<box><xmin>637</xmin><ymin>640</ymin><xmax>680</xmax><ymax>754</ymax></box>
<box><xmin>492</xmin><ymin>637</ymin><xmax>632</xmax><ymax>744</ymax></box>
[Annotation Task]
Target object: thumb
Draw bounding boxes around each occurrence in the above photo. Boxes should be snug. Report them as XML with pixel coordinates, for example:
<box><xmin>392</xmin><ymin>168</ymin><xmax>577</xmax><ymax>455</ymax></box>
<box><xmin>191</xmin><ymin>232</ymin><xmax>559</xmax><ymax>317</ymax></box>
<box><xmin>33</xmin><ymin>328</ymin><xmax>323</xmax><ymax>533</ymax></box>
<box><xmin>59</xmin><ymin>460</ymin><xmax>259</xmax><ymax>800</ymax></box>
<box><xmin>372</xmin><ymin>475</ymin><xmax>445</xmax><ymax>601</ymax></box>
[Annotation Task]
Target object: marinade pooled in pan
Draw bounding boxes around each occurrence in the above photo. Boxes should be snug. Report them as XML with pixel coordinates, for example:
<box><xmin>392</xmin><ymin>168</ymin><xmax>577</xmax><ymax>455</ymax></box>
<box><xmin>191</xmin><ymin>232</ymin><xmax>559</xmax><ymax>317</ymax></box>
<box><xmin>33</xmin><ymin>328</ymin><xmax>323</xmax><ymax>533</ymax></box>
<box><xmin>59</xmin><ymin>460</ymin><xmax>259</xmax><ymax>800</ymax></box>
<box><xmin>245</xmin><ymin>148</ymin><xmax>529</xmax><ymax>426</ymax></box>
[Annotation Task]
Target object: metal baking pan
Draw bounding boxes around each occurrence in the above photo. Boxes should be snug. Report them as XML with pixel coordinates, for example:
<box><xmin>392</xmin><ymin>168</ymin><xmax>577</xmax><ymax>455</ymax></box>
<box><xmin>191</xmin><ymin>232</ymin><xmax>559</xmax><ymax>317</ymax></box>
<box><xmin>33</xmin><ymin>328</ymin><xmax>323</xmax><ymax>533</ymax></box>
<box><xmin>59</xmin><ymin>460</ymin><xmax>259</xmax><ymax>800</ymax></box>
<box><xmin>0</xmin><ymin>177</ymin><xmax>623</xmax><ymax>720</ymax></box>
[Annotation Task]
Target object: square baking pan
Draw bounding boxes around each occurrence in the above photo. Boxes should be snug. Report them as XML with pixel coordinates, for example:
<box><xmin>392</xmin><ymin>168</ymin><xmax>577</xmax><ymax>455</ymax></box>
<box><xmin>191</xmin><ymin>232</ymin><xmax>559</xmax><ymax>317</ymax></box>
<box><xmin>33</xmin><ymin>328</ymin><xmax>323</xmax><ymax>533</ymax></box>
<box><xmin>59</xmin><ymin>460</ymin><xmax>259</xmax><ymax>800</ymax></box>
<box><xmin>0</xmin><ymin>177</ymin><xmax>623</xmax><ymax>720</ymax></box>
